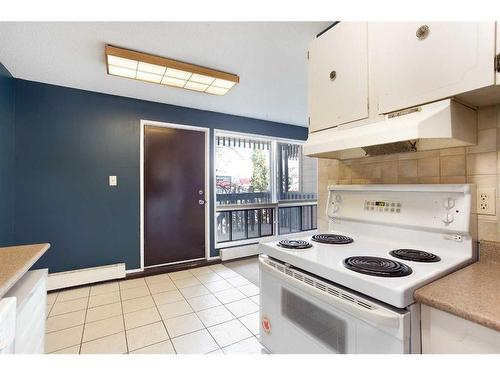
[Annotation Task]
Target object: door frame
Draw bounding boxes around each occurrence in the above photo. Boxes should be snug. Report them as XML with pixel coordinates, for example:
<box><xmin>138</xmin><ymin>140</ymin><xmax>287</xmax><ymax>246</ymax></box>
<box><xmin>139</xmin><ymin>119</ymin><xmax>211</xmax><ymax>271</ymax></box>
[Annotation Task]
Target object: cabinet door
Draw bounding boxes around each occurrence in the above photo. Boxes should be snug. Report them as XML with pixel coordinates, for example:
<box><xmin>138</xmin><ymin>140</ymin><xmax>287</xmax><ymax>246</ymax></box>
<box><xmin>308</xmin><ymin>22</ymin><xmax>369</xmax><ymax>132</ymax></box>
<box><xmin>496</xmin><ymin>21</ymin><xmax>500</xmax><ymax>85</ymax></box>
<box><xmin>371</xmin><ymin>22</ymin><xmax>496</xmax><ymax>114</ymax></box>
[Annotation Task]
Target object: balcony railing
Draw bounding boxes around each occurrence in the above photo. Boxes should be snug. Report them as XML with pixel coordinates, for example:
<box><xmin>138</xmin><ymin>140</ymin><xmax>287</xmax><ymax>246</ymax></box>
<box><xmin>216</xmin><ymin>206</ymin><xmax>274</xmax><ymax>243</ymax></box>
<box><xmin>279</xmin><ymin>192</ymin><xmax>317</xmax><ymax>201</ymax></box>
<box><xmin>216</xmin><ymin>192</ymin><xmax>271</xmax><ymax>205</ymax></box>
<box><xmin>217</xmin><ymin>192</ymin><xmax>316</xmax><ymax>205</ymax></box>
<box><xmin>278</xmin><ymin>204</ymin><xmax>317</xmax><ymax>235</ymax></box>
<box><xmin>215</xmin><ymin>201</ymin><xmax>317</xmax><ymax>245</ymax></box>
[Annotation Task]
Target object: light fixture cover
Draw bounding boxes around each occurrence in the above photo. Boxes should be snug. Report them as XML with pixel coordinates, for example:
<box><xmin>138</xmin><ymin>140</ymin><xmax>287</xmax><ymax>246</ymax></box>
<box><xmin>105</xmin><ymin>45</ymin><xmax>239</xmax><ymax>95</ymax></box>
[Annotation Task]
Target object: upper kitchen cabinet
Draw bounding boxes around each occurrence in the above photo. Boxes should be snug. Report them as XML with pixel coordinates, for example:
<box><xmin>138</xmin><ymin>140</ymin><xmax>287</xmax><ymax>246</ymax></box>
<box><xmin>308</xmin><ymin>22</ymin><xmax>369</xmax><ymax>132</ymax></box>
<box><xmin>371</xmin><ymin>22</ymin><xmax>496</xmax><ymax>114</ymax></box>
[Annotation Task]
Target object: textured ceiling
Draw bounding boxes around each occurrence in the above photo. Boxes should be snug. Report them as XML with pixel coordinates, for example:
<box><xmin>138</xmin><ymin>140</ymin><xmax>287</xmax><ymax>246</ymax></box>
<box><xmin>0</xmin><ymin>22</ymin><xmax>330</xmax><ymax>126</ymax></box>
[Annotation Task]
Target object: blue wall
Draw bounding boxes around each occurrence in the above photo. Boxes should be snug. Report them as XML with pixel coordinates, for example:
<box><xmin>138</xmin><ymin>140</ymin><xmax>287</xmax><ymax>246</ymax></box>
<box><xmin>0</xmin><ymin>63</ymin><xmax>15</xmax><ymax>246</ymax></box>
<box><xmin>13</xmin><ymin>79</ymin><xmax>307</xmax><ymax>273</ymax></box>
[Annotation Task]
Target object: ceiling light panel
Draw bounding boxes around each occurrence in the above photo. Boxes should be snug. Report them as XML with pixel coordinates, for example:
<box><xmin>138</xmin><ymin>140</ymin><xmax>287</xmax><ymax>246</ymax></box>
<box><xmin>136</xmin><ymin>71</ymin><xmax>163</xmax><ymax>83</ymax></box>
<box><xmin>105</xmin><ymin>45</ymin><xmax>239</xmax><ymax>95</ymax></box>
<box><xmin>212</xmin><ymin>79</ymin><xmax>236</xmax><ymax>89</ymax></box>
<box><xmin>107</xmin><ymin>55</ymin><xmax>138</xmax><ymax>70</ymax></box>
<box><xmin>138</xmin><ymin>62</ymin><xmax>166</xmax><ymax>76</ymax></box>
<box><xmin>165</xmin><ymin>68</ymin><xmax>192</xmax><ymax>80</ymax></box>
<box><xmin>185</xmin><ymin>81</ymin><xmax>209</xmax><ymax>92</ymax></box>
<box><xmin>206</xmin><ymin>86</ymin><xmax>229</xmax><ymax>96</ymax></box>
<box><xmin>108</xmin><ymin>65</ymin><xmax>137</xmax><ymax>79</ymax></box>
<box><xmin>190</xmin><ymin>74</ymin><xmax>215</xmax><ymax>85</ymax></box>
<box><xmin>161</xmin><ymin>76</ymin><xmax>186</xmax><ymax>87</ymax></box>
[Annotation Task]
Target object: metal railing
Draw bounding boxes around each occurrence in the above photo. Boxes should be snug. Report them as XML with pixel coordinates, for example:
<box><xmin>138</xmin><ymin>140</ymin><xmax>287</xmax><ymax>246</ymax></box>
<box><xmin>278</xmin><ymin>204</ymin><xmax>317</xmax><ymax>235</ymax></box>
<box><xmin>216</xmin><ymin>192</ymin><xmax>272</xmax><ymax>205</ymax></box>
<box><xmin>216</xmin><ymin>207</ymin><xmax>274</xmax><ymax>243</ymax></box>
<box><xmin>279</xmin><ymin>192</ymin><xmax>317</xmax><ymax>201</ymax></box>
<box><xmin>215</xmin><ymin>201</ymin><xmax>317</xmax><ymax>245</ymax></box>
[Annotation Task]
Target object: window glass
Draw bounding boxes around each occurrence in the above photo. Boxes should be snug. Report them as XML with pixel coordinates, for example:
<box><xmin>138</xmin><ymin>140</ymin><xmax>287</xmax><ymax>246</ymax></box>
<box><xmin>231</xmin><ymin>210</ymin><xmax>247</xmax><ymax>241</ymax></box>
<box><xmin>216</xmin><ymin>136</ymin><xmax>272</xmax><ymax>205</ymax></box>
<box><xmin>278</xmin><ymin>143</ymin><xmax>317</xmax><ymax>201</ymax></box>
<box><xmin>216</xmin><ymin>211</ymin><xmax>231</xmax><ymax>243</ymax></box>
<box><xmin>215</xmin><ymin>133</ymin><xmax>317</xmax><ymax>245</ymax></box>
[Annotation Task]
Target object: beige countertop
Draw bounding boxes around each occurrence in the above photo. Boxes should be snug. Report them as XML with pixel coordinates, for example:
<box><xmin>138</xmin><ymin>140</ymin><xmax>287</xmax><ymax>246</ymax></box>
<box><xmin>414</xmin><ymin>240</ymin><xmax>500</xmax><ymax>332</ymax></box>
<box><xmin>0</xmin><ymin>243</ymin><xmax>50</xmax><ymax>298</ymax></box>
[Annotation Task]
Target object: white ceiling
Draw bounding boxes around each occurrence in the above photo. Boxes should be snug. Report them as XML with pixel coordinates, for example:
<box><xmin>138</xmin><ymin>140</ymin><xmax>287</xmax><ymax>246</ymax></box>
<box><xmin>0</xmin><ymin>22</ymin><xmax>330</xmax><ymax>127</ymax></box>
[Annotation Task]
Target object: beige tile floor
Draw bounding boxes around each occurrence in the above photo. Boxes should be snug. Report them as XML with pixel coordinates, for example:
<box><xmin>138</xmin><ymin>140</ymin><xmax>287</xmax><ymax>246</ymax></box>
<box><xmin>45</xmin><ymin>263</ymin><xmax>264</xmax><ymax>354</ymax></box>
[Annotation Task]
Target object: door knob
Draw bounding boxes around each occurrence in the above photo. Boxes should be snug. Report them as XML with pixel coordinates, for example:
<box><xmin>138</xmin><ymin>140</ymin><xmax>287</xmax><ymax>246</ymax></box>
<box><xmin>198</xmin><ymin>199</ymin><xmax>206</xmax><ymax>206</ymax></box>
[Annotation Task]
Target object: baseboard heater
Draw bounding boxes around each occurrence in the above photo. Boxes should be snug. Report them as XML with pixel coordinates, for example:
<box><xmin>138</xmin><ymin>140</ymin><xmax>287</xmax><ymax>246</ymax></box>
<box><xmin>219</xmin><ymin>244</ymin><xmax>260</xmax><ymax>261</ymax></box>
<box><xmin>47</xmin><ymin>263</ymin><xmax>126</xmax><ymax>291</ymax></box>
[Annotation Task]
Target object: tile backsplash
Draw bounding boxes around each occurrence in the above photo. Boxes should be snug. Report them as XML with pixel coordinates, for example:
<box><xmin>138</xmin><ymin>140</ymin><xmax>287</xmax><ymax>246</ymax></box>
<box><xmin>317</xmin><ymin>105</ymin><xmax>499</xmax><ymax>242</ymax></box>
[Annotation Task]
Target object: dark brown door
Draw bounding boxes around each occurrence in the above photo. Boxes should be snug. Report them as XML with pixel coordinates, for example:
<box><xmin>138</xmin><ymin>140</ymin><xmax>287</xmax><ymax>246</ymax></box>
<box><xmin>144</xmin><ymin>125</ymin><xmax>206</xmax><ymax>266</ymax></box>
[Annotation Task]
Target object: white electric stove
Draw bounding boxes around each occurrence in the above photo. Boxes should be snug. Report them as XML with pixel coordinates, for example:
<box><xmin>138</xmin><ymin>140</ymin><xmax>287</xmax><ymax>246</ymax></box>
<box><xmin>258</xmin><ymin>184</ymin><xmax>477</xmax><ymax>354</ymax></box>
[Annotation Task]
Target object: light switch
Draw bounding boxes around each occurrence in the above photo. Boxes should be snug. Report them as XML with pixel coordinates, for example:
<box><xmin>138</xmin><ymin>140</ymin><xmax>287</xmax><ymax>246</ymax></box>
<box><xmin>109</xmin><ymin>176</ymin><xmax>117</xmax><ymax>186</ymax></box>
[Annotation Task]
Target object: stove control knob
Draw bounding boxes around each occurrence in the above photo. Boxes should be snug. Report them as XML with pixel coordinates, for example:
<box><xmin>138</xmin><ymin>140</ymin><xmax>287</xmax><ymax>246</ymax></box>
<box><xmin>335</xmin><ymin>194</ymin><xmax>342</xmax><ymax>203</ymax></box>
<box><xmin>443</xmin><ymin>197</ymin><xmax>455</xmax><ymax>209</ymax></box>
<box><xmin>441</xmin><ymin>213</ymin><xmax>454</xmax><ymax>225</ymax></box>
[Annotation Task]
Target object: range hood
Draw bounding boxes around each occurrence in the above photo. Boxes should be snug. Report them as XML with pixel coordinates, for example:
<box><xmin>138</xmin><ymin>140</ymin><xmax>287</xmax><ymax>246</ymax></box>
<box><xmin>304</xmin><ymin>99</ymin><xmax>477</xmax><ymax>159</ymax></box>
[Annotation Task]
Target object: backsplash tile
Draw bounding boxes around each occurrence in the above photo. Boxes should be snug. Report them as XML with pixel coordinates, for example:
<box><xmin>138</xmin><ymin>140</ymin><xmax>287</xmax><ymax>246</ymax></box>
<box><xmin>316</xmin><ymin>105</ymin><xmax>499</xmax><ymax>241</ymax></box>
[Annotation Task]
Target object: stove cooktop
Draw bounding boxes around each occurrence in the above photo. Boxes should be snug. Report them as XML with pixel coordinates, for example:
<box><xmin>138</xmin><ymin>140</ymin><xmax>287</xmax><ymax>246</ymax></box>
<box><xmin>389</xmin><ymin>249</ymin><xmax>441</xmax><ymax>263</ymax></box>
<box><xmin>260</xmin><ymin>230</ymin><xmax>473</xmax><ymax>308</ymax></box>
<box><xmin>277</xmin><ymin>239</ymin><xmax>312</xmax><ymax>250</ymax></box>
<box><xmin>311</xmin><ymin>233</ymin><xmax>354</xmax><ymax>245</ymax></box>
<box><xmin>343</xmin><ymin>256</ymin><xmax>413</xmax><ymax>277</ymax></box>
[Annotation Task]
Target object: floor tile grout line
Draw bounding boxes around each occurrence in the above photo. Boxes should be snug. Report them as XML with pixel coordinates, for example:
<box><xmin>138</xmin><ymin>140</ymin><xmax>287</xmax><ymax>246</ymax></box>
<box><xmin>190</xmin><ymin>289</ymin><xmax>254</xmax><ymax>350</ymax></box>
<box><xmin>75</xmin><ymin>287</ymin><xmax>91</xmax><ymax>354</ymax></box>
<box><xmin>188</xmin><ymin>291</ymin><xmax>223</xmax><ymax>351</ymax></box>
<box><xmin>117</xmin><ymin>283</ymin><xmax>130</xmax><ymax>354</ymax></box>
<box><xmin>146</xmin><ymin>275</ymin><xmax>178</xmax><ymax>354</ymax></box>
<box><xmin>48</xmin><ymin>295</ymin><xmax>153</xmax><ymax>334</ymax></box>
<box><xmin>45</xmin><ymin>324</ymin><xmax>85</xmax><ymax>354</ymax></box>
<box><xmin>46</xmin><ymin>261</ymin><xmax>261</xmax><ymax>354</ymax></box>
<box><xmin>47</xmin><ymin>304</ymin><xmax>89</xmax><ymax>318</ymax></box>
<box><xmin>128</xmin><ymin>339</ymin><xmax>172</xmax><ymax>354</ymax></box>
<box><xmin>72</xmin><ymin>303</ymin><xmax>257</xmax><ymax>353</ymax></box>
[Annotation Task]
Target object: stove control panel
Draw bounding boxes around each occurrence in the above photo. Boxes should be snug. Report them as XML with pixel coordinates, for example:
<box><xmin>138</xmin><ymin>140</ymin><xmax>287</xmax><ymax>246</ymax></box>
<box><xmin>364</xmin><ymin>200</ymin><xmax>402</xmax><ymax>213</ymax></box>
<box><xmin>326</xmin><ymin>185</ymin><xmax>473</xmax><ymax>234</ymax></box>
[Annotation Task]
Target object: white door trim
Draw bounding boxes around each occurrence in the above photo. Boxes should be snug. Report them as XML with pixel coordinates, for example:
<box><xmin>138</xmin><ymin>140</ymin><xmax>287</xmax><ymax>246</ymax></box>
<box><xmin>140</xmin><ymin>119</ymin><xmax>211</xmax><ymax>271</ymax></box>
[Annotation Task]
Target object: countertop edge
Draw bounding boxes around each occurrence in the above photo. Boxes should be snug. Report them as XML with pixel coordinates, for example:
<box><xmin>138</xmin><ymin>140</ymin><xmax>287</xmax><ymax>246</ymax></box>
<box><xmin>0</xmin><ymin>243</ymin><xmax>51</xmax><ymax>299</ymax></box>
<box><xmin>414</xmin><ymin>261</ymin><xmax>500</xmax><ymax>333</ymax></box>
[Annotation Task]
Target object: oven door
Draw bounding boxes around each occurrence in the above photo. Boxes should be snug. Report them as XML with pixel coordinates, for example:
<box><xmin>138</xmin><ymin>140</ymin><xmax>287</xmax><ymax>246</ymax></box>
<box><xmin>259</xmin><ymin>256</ymin><xmax>411</xmax><ymax>354</ymax></box>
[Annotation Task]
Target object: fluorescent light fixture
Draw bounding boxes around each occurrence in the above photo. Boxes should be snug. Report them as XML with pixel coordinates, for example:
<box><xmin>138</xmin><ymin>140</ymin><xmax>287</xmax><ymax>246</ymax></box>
<box><xmin>161</xmin><ymin>76</ymin><xmax>186</xmax><ymax>88</ymax></box>
<box><xmin>105</xmin><ymin>45</ymin><xmax>239</xmax><ymax>95</ymax></box>
<box><xmin>206</xmin><ymin>86</ymin><xmax>229</xmax><ymax>96</ymax></box>
<box><xmin>185</xmin><ymin>81</ymin><xmax>209</xmax><ymax>92</ymax></box>
<box><xmin>138</xmin><ymin>62</ymin><xmax>166</xmax><ymax>76</ymax></box>
<box><xmin>108</xmin><ymin>65</ymin><xmax>136</xmax><ymax>78</ymax></box>
<box><xmin>136</xmin><ymin>71</ymin><xmax>163</xmax><ymax>83</ymax></box>
<box><xmin>190</xmin><ymin>73</ymin><xmax>215</xmax><ymax>85</ymax></box>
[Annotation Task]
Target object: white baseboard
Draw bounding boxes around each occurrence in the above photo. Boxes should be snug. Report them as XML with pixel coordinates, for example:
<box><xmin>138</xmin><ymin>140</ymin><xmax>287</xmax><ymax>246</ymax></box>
<box><xmin>47</xmin><ymin>263</ymin><xmax>126</xmax><ymax>291</ymax></box>
<box><xmin>220</xmin><ymin>244</ymin><xmax>260</xmax><ymax>261</ymax></box>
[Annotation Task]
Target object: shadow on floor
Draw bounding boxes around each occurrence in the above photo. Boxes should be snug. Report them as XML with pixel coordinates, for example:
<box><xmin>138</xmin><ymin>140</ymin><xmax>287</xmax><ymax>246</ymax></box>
<box><xmin>223</xmin><ymin>256</ymin><xmax>259</xmax><ymax>285</ymax></box>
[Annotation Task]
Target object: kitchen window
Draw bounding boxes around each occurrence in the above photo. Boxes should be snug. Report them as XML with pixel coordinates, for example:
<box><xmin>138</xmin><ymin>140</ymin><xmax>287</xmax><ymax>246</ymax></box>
<box><xmin>215</xmin><ymin>131</ymin><xmax>317</xmax><ymax>246</ymax></box>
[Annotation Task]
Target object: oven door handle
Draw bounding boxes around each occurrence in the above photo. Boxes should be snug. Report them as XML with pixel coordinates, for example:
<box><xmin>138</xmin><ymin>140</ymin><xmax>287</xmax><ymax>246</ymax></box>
<box><xmin>260</xmin><ymin>259</ymin><xmax>402</xmax><ymax>329</ymax></box>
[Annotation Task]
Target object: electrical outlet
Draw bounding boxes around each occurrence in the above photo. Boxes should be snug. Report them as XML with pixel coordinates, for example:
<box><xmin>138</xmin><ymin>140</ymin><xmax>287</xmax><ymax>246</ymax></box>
<box><xmin>477</xmin><ymin>188</ymin><xmax>496</xmax><ymax>215</ymax></box>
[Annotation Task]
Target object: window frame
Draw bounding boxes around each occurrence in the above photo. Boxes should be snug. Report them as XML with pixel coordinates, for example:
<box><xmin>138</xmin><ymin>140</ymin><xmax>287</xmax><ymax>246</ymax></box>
<box><xmin>213</xmin><ymin>129</ymin><xmax>317</xmax><ymax>248</ymax></box>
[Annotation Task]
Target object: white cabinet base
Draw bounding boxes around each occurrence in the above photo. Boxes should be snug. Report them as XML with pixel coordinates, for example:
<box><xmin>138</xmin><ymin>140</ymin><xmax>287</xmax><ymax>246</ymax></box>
<box><xmin>5</xmin><ymin>269</ymin><xmax>48</xmax><ymax>354</ymax></box>
<box><xmin>421</xmin><ymin>305</ymin><xmax>500</xmax><ymax>354</ymax></box>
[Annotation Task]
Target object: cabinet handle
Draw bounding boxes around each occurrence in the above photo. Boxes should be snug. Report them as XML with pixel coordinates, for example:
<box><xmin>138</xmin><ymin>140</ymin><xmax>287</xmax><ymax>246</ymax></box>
<box><xmin>416</xmin><ymin>25</ymin><xmax>430</xmax><ymax>40</ymax></box>
<box><xmin>329</xmin><ymin>70</ymin><xmax>337</xmax><ymax>81</ymax></box>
